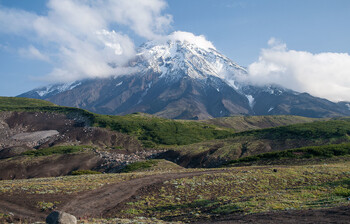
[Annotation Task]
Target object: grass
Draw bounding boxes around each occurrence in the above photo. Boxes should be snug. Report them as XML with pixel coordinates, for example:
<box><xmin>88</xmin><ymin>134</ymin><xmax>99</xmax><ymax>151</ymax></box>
<box><xmin>21</xmin><ymin>145</ymin><xmax>90</xmax><ymax>157</ymax></box>
<box><xmin>119</xmin><ymin>159</ymin><xmax>183</xmax><ymax>173</ymax></box>
<box><xmin>78</xmin><ymin>217</ymin><xmax>182</xmax><ymax>224</ymax></box>
<box><xmin>0</xmin><ymin>172</ymin><xmax>161</xmax><ymax>195</ymax></box>
<box><xmin>92</xmin><ymin>113</ymin><xmax>233</xmax><ymax>147</ymax></box>
<box><xmin>119</xmin><ymin>161</ymin><xmax>350</xmax><ymax>221</ymax></box>
<box><xmin>3</xmin><ymin>97</ymin><xmax>350</xmax><ymax>149</ymax></box>
<box><xmin>70</xmin><ymin>170</ymin><xmax>102</xmax><ymax>175</ymax></box>
<box><xmin>121</xmin><ymin>160</ymin><xmax>159</xmax><ymax>173</ymax></box>
<box><xmin>0</xmin><ymin>97</ymin><xmax>56</xmax><ymax>107</ymax></box>
<box><xmin>235</xmin><ymin>120</ymin><xmax>350</xmax><ymax>140</ymax></box>
<box><xmin>0</xmin><ymin>168</ymin><xmax>196</xmax><ymax>195</ymax></box>
<box><xmin>167</xmin><ymin>119</ymin><xmax>350</xmax><ymax>168</ymax></box>
<box><xmin>226</xmin><ymin>143</ymin><xmax>350</xmax><ymax>165</ymax></box>
<box><xmin>202</xmin><ymin>115</ymin><xmax>318</xmax><ymax>132</ymax></box>
<box><xmin>37</xmin><ymin>201</ymin><xmax>60</xmax><ymax>211</ymax></box>
<box><xmin>0</xmin><ymin>97</ymin><xmax>233</xmax><ymax>147</ymax></box>
<box><xmin>1</xmin><ymin>158</ymin><xmax>350</xmax><ymax>222</ymax></box>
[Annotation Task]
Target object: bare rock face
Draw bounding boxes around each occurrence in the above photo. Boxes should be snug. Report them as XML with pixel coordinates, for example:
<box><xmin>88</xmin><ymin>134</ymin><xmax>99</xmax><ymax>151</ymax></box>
<box><xmin>46</xmin><ymin>211</ymin><xmax>77</xmax><ymax>224</ymax></box>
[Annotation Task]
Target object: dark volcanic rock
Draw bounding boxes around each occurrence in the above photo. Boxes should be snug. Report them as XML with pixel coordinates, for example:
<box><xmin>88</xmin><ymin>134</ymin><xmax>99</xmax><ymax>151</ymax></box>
<box><xmin>46</xmin><ymin>211</ymin><xmax>77</xmax><ymax>224</ymax></box>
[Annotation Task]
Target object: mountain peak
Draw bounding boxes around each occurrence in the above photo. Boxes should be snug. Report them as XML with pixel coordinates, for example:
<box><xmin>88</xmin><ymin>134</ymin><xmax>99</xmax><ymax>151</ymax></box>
<box><xmin>137</xmin><ymin>33</ymin><xmax>246</xmax><ymax>82</ymax></box>
<box><xmin>18</xmin><ymin>32</ymin><xmax>350</xmax><ymax>119</ymax></box>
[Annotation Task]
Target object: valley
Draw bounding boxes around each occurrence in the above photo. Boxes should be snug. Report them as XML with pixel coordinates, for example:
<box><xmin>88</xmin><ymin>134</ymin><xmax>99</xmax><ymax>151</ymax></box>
<box><xmin>0</xmin><ymin>97</ymin><xmax>350</xmax><ymax>223</ymax></box>
<box><xmin>2</xmin><ymin>1</ymin><xmax>350</xmax><ymax>223</ymax></box>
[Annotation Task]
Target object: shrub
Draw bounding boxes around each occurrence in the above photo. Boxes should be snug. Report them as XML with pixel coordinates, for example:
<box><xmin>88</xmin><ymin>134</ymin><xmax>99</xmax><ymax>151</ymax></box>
<box><xmin>121</xmin><ymin>160</ymin><xmax>158</xmax><ymax>173</ymax></box>
<box><xmin>333</xmin><ymin>186</ymin><xmax>350</xmax><ymax>197</ymax></box>
<box><xmin>212</xmin><ymin>203</ymin><xmax>242</xmax><ymax>214</ymax></box>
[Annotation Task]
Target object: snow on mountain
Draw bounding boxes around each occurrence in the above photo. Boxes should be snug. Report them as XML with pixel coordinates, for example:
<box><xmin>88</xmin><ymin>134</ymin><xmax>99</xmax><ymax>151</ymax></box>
<box><xmin>18</xmin><ymin>32</ymin><xmax>350</xmax><ymax>119</ymax></box>
<box><xmin>137</xmin><ymin>35</ymin><xmax>247</xmax><ymax>86</ymax></box>
<box><xmin>33</xmin><ymin>81</ymin><xmax>82</xmax><ymax>98</ymax></box>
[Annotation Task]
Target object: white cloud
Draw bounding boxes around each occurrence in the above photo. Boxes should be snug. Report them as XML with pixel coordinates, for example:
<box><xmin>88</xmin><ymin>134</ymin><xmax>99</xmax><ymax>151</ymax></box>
<box><xmin>151</xmin><ymin>31</ymin><xmax>215</xmax><ymax>50</ymax></box>
<box><xmin>19</xmin><ymin>46</ymin><xmax>50</xmax><ymax>62</ymax></box>
<box><xmin>244</xmin><ymin>38</ymin><xmax>350</xmax><ymax>102</ymax></box>
<box><xmin>167</xmin><ymin>31</ymin><xmax>215</xmax><ymax>50</ymax></box>
<box><xmin>0</xmin><ymin>0</ymin><xmax>172</xmax><ymax>82</ymax></box>
<box><xmin>0</xmin><ymin>7</ymin><xmax>38</xmax><ymax>34</ymax></box>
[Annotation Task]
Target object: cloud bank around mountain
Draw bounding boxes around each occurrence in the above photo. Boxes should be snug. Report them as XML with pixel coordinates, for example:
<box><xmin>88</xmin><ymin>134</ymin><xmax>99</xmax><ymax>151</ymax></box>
<box><xmin>0</xmin><ymin>0</ymin><xmax>173</xmax><ymax>82</ymax></box>
<box><xmin>245</xmin><ymin>38</ymin><xmax>350</xmax><ymax>102</ymax></box>
<box><xmin>2</xmin><ymin>1</ymin><xmax>350</xmax><ymax>102</ymax></box>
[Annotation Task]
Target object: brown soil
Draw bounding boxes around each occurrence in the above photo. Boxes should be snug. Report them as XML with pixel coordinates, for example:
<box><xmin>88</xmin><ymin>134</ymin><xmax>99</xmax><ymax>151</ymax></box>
<box><xmin>0</xmin><ymin>152</ymin><xmax>103</xmax><ymax>180</ymax></box>
<box><xmin>197</xmin><ymin>206</ymin><xmax>350</xmax><ymax>224</ymax></box>
<box><xmin>0</xmin><ymin>111</ymin><xmax>143</xmax><ymax>152</ymax></box>
<box><xmin>0</xmin><ymin>170</ymin><xmax>225</xmax><ymax>223</ymax></box>
<box><xmin>1</xmin><ymin>169</ymin><xmax>349</xmax><ymax>223</ymax></box>
<box><xmin>0</xmin><ymin>111</ymin><xmax>149</xmax><ymax>180</ymax></box>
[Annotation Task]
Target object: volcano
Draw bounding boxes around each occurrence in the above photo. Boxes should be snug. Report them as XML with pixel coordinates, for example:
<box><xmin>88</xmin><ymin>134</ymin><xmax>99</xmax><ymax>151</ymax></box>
<box><xmin>19</xmin><ymin>34</ymin><xmax>350</xmax><ymax>119</ymax></box>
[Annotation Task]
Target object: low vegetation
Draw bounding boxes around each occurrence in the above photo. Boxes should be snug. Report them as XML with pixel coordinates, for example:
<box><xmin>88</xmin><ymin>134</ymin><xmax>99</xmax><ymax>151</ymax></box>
<box><xmin>202</xmin><ymin>115</ymin><xmax>318</xmax><ymax>132</ymax></box>
<box><xmin>120</xmin><ymin>160</ymin><xmax>185</xmax><ymax>173</ymax></box>
<box><xmin>227</xmin><ymin>143</ymin><xmax>350</xmax><ymax>165</ymax></box>
<box><xmin>93</xmin><ymin>113</ymin><xmax>233</xmax><ymax>147</ymax></box>
<box><xmin>37</xmin><ymin>201</ymin><xmax>60</xmax><ymax>211</ymax></box>
<box><xmin>0</xmin><ymin>97</ymin><xmax>233</xmax><ymax>147</ymax></box>
<box><xmin>119</xmin><ymin>162</ymin><xmax>350</xmax><ymax>221</ymax></box>
<box><xmin>121</xmin><ymin>160</ymin><xmax>159</xmax><ymax>173</ymax></box>
<box><xmin>236</xmin><ymin>120</ymin><xmax>350</xmax><ymax>140</ymax></box>
<box><xmin>0</xmin><ymin>97</ymin><xmax>56</xmax><ymax>108</ymax></box>
<box><xmin>0</xmin><ymin>172</ymin><xmax>164</xmax><ymax>195</ymax></box>
<box><xmin>70</xmin><ymin>170</ymin><xmax>102</xmax><ymax>175</ymax></box>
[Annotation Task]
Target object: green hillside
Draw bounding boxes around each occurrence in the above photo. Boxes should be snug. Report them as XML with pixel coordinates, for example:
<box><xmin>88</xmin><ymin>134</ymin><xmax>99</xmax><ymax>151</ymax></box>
<box><xmin>0</xmin><ymin>97</ymin><xmax>56</xmax><ymax>108</ymax></box>
<box><xmin>166</xmin><ymin>119</ymin><xmax>350</xmax><ymax>167</ymax></box>
<box><xmin>0</xmin><ymin>97</ymin><xmax>233</xmax><ymax>147</ymax></box>
<box><xmin>202</xmin><ymin>115</ymin><xmax>319</xmax><ymax>132</ymax></box>
<box><xmin>227</xmin><ymin>143</ymin><xmax>350</xmax><ymax>166</ymax></box>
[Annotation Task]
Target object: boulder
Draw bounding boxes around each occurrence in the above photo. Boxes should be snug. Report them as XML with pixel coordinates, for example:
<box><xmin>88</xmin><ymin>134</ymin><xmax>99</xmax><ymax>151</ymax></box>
<box><xmin>46</xmin><ymin>211</ymin><xmax>77</xmax><ymax>224</ymax></box>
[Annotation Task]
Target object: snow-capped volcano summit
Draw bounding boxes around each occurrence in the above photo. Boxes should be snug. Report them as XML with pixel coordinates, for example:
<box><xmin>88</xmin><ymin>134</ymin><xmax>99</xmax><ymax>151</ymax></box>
<box><xmin>19</xmin><ymin>32</ymin><xmax>350</xmax><ymax>119</ymax></box>
<box><xmin>137</xmin><ymin>37</ymin><xmax>246</xmax><ymax>84</ymax></box>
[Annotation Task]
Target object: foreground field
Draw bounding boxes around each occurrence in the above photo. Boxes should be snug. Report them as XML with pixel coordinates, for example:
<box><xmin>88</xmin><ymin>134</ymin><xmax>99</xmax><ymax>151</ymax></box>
<box><xmin>1</xmin><ymin>159</ymin><xmax>350</xmax><ymax>223</ymax></box>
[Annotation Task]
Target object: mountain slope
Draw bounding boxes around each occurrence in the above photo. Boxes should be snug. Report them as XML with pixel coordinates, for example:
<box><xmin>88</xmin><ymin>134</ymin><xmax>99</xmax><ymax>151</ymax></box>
<box><xmin>19</xmin><ymin>38</ymin><xmax>350</xmax><ymax>119</ymax></box>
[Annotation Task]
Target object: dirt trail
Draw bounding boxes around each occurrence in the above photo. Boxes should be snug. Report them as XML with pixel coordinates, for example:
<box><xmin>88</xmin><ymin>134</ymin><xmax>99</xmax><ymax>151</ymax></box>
<box><xmin>62</xmin><ymin>169</ymin><xmax>227</xmax><ymax>218</ymax></box>
<box><xmin>2</xmin><ymin>168</ymin><xmax>349</xmax><ymax>223</ymax></box>
<box><xmin>198</xmin><ymin>206</ymin><xmax>350</xmax><ymax>224</ymax></box>
<box><xmin>0</xmin><ymin>200</ymin><xmax>46</xmax><ymax>222</ymax></box>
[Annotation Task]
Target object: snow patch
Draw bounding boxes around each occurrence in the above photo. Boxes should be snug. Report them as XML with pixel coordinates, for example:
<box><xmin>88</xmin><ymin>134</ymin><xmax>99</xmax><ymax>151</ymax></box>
<box><xmin>137</xmin><ymin>81</ymin><xmax>152</xmax><ymax>104</ymax></box>
<box><xmin>265</xmin><ymin>86</ymin><xmax>283</xmax><ymax>95</ymax></box>
<box><xmin>36</xmin><ymin>81</ymin><xmax>81</xmax><ymax>97</ymax></box>
<box><xmin>216</xmin><ymin>88</ymin><xmax>220</xmax><ymax>92</ymax></box>
<box><xmin>346</xmin><ymin>103</ymin><xmax>350</xmax><ymax>110</ymax></box>
<box><xmin>246</xmin><ymin>95</ymin><xmax>255</xmax><ymax>109</ymax></box>
<box><xmin>268</xmin><ymin>107</ymin><xmax>274</xmax><ymax>112</ymax></box>
<box><xmin>116</xmin><ymin>81</ymin><xmax>123</xmax><ymax>87</ymax></box>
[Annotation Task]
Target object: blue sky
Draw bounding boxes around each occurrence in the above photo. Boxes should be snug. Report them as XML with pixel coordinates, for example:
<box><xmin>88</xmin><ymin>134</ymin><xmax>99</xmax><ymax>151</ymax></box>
<box><xmin>1</xmin><ymin>0</ymin><xmax>350</xmax><ymax>101</ymax></box>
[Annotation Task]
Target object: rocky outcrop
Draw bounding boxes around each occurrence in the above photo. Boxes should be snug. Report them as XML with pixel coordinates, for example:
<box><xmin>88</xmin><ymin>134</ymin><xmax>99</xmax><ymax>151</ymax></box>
<box><xmin>11</xmin><ymin>130</ymin><xmax>59</xmax><ymax>148</ymax></box>
<box><xmin>94</xmin><ymin>148</ymin><xmax>165</xmax><ymax>172</ymax></box>
<box><xmin>0</xmin><ymin>111</ymin><xmax>143</xmax><ymax>151</ymax></box>
<box><xmin>46</xmin><ymin>211</ymin><xmax>77</xmax><ymax>224</ymax></box>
